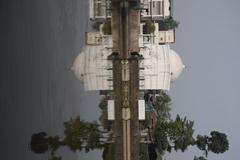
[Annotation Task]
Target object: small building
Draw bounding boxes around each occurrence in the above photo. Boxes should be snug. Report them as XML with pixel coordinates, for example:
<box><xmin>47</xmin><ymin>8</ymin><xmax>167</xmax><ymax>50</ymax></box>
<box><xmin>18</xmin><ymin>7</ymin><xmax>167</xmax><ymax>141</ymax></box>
<box><xmin>85</xmin><ymin>31</ymin><xmax>113</xmax><ymax>46</ymax></box>
<box><xmin>139</xmin><ymin>22</ymin><xmax>175</xmax><ymax>46</ymax></box>
<box><xmin>140</xmin><ymin>0</ymin><xmax>172</xmax><ymax>20</ymax></box>
<box><xmin>107</xmin><ymin>99</ymin><xmax>146</xmax><ymax>120</ymax></box>
<box><xmin>89</xmin><ymin>0</ymin><xmax>111</xmax><ymax>20</ymax></box>
<box><xmin>85</xmin><ymin>32</ymin><xmax>102</xmax><ymax>45</ymax></box>
<box><xmin>159</xmin><ymin>30</ymin><xmax>175</xmax><ymax>43</ymax></box>
<box><xmin>89</xmin><ymin>0</ymin><xmax>172</xmax><ymax>20</ymax></box>
<box><xmin>107</xmin><ymin>100</ymin><xmax>115</xmax><ymax>120</ymax></box>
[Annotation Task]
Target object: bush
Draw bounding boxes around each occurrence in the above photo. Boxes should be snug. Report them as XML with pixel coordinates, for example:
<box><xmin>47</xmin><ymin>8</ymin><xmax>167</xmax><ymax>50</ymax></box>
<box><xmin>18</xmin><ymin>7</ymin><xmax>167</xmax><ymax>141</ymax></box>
<box><xmin>102</xmin><ymin>19</ymin><xmax>112</xmax><ymax>35</ymax></box>
<box><xmin>143</xmin><ymin>20</ymin><xmax>156</xmax><ymax>34</ymax></box>
<box><xmin>158</xmin><ymin>19</ymin><xmax>179</xmax><ymax>31</ymax></box>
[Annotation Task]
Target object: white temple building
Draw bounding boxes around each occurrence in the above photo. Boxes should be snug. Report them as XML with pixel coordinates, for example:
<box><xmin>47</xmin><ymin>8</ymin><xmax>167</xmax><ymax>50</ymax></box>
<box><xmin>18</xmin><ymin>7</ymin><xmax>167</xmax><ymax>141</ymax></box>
<box><xmin>73</xmin><ymin>0</ymin><xmax>182</xmax><ymax>120</ymax></box>
<box><xmin>71</xmin><ymin>43</ymin><xmax>184</xmax><ymax>91</ymax></box>
<box><xmin>72</xmin><ymin>0</ymin><xmax>183</xmax><ymax>92</ymax></box>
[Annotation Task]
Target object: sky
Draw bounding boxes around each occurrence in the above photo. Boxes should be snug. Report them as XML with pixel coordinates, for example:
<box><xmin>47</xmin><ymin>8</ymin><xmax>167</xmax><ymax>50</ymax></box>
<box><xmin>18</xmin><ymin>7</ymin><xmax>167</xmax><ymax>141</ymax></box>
<box><xmin>0</xmin><ymin>0</ymin><xmax>101</xmax><ymax>159</ymax></box>
<box><xmin>166</xmin><ymin>0</ymin><xmax>240</xmax><ymax>159</ymax></box>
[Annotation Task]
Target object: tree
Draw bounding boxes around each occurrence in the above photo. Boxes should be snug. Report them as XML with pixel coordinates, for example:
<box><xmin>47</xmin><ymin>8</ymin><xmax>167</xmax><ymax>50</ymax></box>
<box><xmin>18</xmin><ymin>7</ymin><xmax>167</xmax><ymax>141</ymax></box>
<box><xmin>102</xmin><ymin>19</ymin><xmax>112</xmax><ymax>35</ymax></box>
<box><xmin>154</xmin><ymin>91</ymin><xmax>171</xmax><ymax>120</ymax></box>
<box><xmin>208</xmin><ymin>131</ymin><xmax>229</xmax><ymax>153</ymax></box>
<box><xmin>63</xmin><ymin>116</ymin><xmax>86</xmax><ymax>151</ymax></box>
<box><xmin>63</xmin><ymin>116</ymin><xmax>102</xmax><ymax>152</ymax></box>
<box><xmin>195</xmin><ymin>135</ymin><xmax>208</xmax><ymax>152</ymax></box>
<box><xmin>144</xmin><ymin>92</ymin><xmax>229</xmax><ymax>160</ymax></box>
<box><xmin>30</xmin><ymin>93</ymin><xmax>229</xmax><ymax>160</ymax></box>
<box><xmin>154</xmin><ymin>120</ymin><xmax>170</xmax><ymax>154</ymax></box>
<box><xmin>85</xmin><ymin>122</ymin><xmax>102</xmax><ymax>152</ymax></box>
<box><xmin>143</xmin><ymin>20</ymin><xmax>156</xmax><ymax>34</ymax></box>
<box><xmin>30</xmin><ymin>132</ymin><xmax>62</xmax><ymax>155</ymax></box>
<box><xmin>154</xmin><ymin>115</ymin><xmax>195</xmax><ymax>154</ymax></box>
<box><xmin>48</xmin><ymin>136</ymin><xmax>61</xmax><ymax>154</ymax></box>
<box><xmin>30</xmin><ymin>132</ymin><xmax>49</xmax><ymax>153</ymax></box>
<box><xmin>31</xmin><ymin>116</ymin><xmax>103</xmax><ymax>160</ymax></box>
<box><xmin>158</xmin><ymin>19</ymin><xmax>179</xmax><ymax>30</ymax></box>
<box><xmin>194</xmin><ymin>156</ymin><xmax>207</xmax><ymax>160</ymax></box>
<box><xmin>195</xmin><ymin>131</ymin><xmax>229</xmax><ymax>155</ymax></box>
<box><xmin>167</xmin><ymin>115</ymin><xmax>195</xmax><ymax>152</ymax></box>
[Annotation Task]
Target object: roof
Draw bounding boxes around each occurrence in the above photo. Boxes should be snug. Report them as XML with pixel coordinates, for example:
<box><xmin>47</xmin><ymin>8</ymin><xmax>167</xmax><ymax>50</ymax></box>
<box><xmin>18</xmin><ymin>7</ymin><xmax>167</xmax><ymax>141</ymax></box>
<box><xmin>71</xmin><ymin>44</ymin><xmax>184</xmax><ymax>91</ymax></box>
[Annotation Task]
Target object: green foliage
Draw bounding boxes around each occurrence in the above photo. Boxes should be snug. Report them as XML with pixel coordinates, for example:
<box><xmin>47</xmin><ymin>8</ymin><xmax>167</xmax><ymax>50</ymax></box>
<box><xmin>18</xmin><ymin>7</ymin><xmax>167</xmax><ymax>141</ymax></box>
<box><xmin>154</xmin><ymin>91</ymin><xmax>171</xmax><ymax>120</ymax></box>
<box><xmin>30</xmin><ymin>132</ymin><xmax>49</xmax><ymax>153</ymax></box>
<box><xmin>208</xmin><ymin>131</ymin><xmax>229</xmax><ymax>154</ymax></box>
<box><xmin>195</xmin><ymin>135</ymin><xmax>208</xmax><ymax>151</ymax></box>
<box><xmin>102</xmin><ymin>19</ymin><xmax>112</xmax><ymax>35</ymax></box>
<box><xmin>143</xmin><ymin>20</ymin><xmax>156</xmax><ymax>34</ymax></box>
<box><xmin>63</xmin><ymin>116</ymin><xmax>102</xmax><ymax>152</ymax></box>
<box><xmin>158</xmin><ymin>18</ymin><xmax>179</xmax><ymax>30</ymax></box>
<box><xmin>30</xmin><ymin>92</ymin><xmax>229</xmax><ymax>160</ymax></box>
<box><xmin>30</xmin><ymin>132</ymin><xmax>62</xmax><ymax>155</ymax></box>
<box><xmin>195</xmin><ymin>131</ymin><xmax>229</xmax><ymax>155</ymax></box>
<box><xmin>144</xmin><ymin>92</ymin><xmax>229</xmax><ymax>160</ymax></box>
<box><xmin>140</xmin><ymin>112</ymin><xmax>152</xmax><ymax>129</ymax></box>
<box><xmin>63</xmin><ymin>116</ymin><xmax>86</xmax><ymax>151</ymax></box>
<box><xmin>194</xmin><ymin>156</ymin><xmax>207</xmax><ymax>160</ymax></box>
<box><xmin>150</xmin><ymin>92</ymin><xmax>194</xmax><ymax>153</ymax></box>
<box><xmin>31</xmin><ymin>116</ymin><xmax>103</xmax><ymax>160</ymax></box>
<box><xmin>48</xmin><ymin>136</ymin><xmax>61</xmax><ymax>154</ymax></box>
<box><xmin>153</xmin><ymin>114</ymin><xmax>195</xmax><ymax>153</ymax></box>
<box><xmin>85</xmin><ymin>122</ymin><xmax>102</xmax><ymax>152</ymax></box>
<box><xmin>154</xmin><ymin>120</ymin><xmax>170</xmax><ymax>154</ymax></box>
<box><xmin>167</xmin><ymin>115</ymin><xmax>195</xmax><ymax>152</ymax></box>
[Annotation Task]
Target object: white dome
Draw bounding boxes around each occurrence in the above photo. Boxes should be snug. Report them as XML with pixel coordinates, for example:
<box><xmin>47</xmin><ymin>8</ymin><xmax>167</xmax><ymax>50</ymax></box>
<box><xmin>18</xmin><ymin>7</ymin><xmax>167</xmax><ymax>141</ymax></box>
<box><xmin>71</xmin><ymin>50</ymin><xmax>85</xmax><ymax>82</ymax></box>
<box><xmin>71</xmin><ymin>46</ymin><xmax>113</xmax><ymax>90</ymax></box>
<box><xmin>169</xmin><ymin>49</ymin><xmax>185</xmax><ymax>81</ymax></box>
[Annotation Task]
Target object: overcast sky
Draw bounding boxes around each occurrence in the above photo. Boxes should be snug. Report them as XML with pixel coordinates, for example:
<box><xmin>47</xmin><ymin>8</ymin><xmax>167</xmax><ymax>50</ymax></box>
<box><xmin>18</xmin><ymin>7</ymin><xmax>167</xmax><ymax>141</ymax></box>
<box><xmin>167</xmin><ymin>0</ymin><xmax>240</xmax><ymax>159</ymax></box>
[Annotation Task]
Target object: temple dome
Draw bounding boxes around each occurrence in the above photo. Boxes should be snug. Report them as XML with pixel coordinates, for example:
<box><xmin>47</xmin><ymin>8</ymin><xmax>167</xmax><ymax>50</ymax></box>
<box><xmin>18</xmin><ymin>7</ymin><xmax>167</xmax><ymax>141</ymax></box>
<box><xmin>169</xmin><ymin>49</ymin><xmax>185</xmax><ymax>81</ymax></box>
<box><xmin>71</xmin><ymin>50</ymin><xmax>85</xmax><ymax>82</ymax></box>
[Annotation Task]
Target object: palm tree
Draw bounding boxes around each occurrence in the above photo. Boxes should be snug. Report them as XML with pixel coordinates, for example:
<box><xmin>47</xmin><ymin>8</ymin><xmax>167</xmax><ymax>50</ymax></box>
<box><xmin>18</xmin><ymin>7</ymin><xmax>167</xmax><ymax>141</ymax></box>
<box><xmin>195</xmin><ymin>131</ymin><xmax>229</xmax><ymax>156</ymax></box>
<box><xmin>154</xmin><ymin>91</ymin><xmax>171</xmax><ymax>120</ymax></box>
